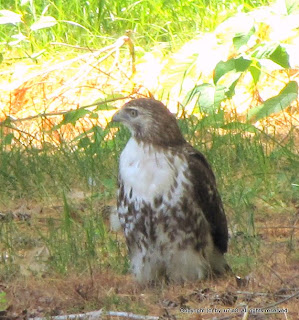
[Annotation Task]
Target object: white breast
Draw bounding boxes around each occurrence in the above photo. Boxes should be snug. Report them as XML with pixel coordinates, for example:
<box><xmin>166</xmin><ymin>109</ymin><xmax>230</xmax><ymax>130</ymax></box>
<box><xmin>119</xmin><ymin>138</ymin><xmax>186</xmax><ymax>203</ymax></box>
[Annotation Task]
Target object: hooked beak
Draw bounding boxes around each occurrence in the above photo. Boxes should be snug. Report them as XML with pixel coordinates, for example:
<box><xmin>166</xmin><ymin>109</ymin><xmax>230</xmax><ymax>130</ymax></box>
<box><xmin>111</xmin><ymin>109</ymin><xmax>123</xmax><ymax>122</ymax></box>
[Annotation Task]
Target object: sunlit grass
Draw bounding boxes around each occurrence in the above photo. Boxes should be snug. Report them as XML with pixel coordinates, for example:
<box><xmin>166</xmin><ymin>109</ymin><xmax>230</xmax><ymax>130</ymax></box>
<box><xmin>0</xmin><ymin>0</ymin><xmax>271</xmax><ymax>55</ymax></box>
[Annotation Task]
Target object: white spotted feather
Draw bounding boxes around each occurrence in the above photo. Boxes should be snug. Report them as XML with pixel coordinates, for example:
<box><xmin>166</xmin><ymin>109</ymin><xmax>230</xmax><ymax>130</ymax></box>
<box><xmin>118</xmin><ymin>138</ymin><xmax>219</xmax><ymax>283</ymax></box>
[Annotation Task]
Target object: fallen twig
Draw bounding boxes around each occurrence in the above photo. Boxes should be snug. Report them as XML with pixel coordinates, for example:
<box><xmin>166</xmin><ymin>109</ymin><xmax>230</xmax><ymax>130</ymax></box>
<box><xmin>0</xmin><ymin>96</ymin><xmax>131</xmax><ymax>126</ymax></box>
<box><xmin>47</xmin><ymin>35</ymin><xmax>135</xmax><ymax>100</ymax></box>
<box><xmin>50</xmin><ymin>42</ymin><xmax>96</xmax><ymax>50</ymax></box>
<box><xmin>241</xmin><ymin>309</ymin><xmax>249</xmax><ymax>320</ymax></box>
<box><xmin>29</xmin><ymin>310</ymin><xmax>159</xmax><ymax>320</ymax></box>
<box><xmin>256</xmin><ymin>226</ymin><xmax>299</xmax><ymax>229</ymax></box>
<box><xmin>6</xmin><ymin>35</ymin><xmax>132</xmax><ymax>91</ymax></box>
<box><xmin>211</xmin><ymin>291</ymin><xmax>298</xmax><ymax>320</ymax></box>
<box><xmin>259</xmin><ymin>290</ymin><xmax>299</xmax><ymax>310</ymax></box>
<box><xmin>266</xmin><ymin>265</ymin><xmax>286</xmax><ymax>285</ymax></box>
<box><xmin>235</xmin><ymin>291</ymin><xmax>292</xmax><ymax>298</ymax></box>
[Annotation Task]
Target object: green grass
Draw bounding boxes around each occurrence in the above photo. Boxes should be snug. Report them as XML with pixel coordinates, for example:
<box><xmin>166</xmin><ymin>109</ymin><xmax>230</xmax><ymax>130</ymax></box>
<box><xmin>0</xmin><ymin>186</ymin><xmax>129</xmax><ymax>280</ymax></box>
<box><xmin>0</xmin><ymin>0</ymin><xmax>297</xmax><ymax>292</ymax></box>
<box><xmin>0</xmin><ymin>0</ymin><xmax>298</xmax><ymax>316</ymax></box>
<box><xmin>0</xmin><ymin>122</ymin><xmax>129</xmax><ymax>279</ymax></box>
<box><xmin>0</xmin><ymin>114</ymin><xmax>298</xmax><ymax>278</ymax></box>
<box><xmin>0</xmin><ymin>0</ymin><xmax>270</xmax><ymax>56</ymax></box>
<box><xmin>181</xmin><ymin>119</ymin><xmax>298</xmax><ymax>274</ymax></box>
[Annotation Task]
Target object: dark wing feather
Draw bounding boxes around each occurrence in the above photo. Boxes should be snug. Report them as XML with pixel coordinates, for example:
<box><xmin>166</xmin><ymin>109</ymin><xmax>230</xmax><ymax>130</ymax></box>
<box><xmin>184</xmin><ymin>144</ymin><xmax>228</xmax><ymax>253</ymax></box>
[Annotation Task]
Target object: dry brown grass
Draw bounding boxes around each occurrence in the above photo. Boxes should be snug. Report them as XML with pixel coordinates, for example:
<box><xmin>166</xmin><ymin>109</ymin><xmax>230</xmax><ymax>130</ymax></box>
<box><xmin>0</xmin><ymin>194</ymin><xmax>297</xmax><ymax>319</ymax></box>
<box><xmin>4</xmin><ymin>255</ymin><xmax>298</xmax><ymax>319</ymax></box>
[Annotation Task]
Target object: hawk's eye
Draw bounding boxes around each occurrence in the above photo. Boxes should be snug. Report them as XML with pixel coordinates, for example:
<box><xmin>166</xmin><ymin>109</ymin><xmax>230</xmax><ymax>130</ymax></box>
<box><xmin>129</xmin><ymin>109</ymin><xmax>138</xmax><ymax>118</ymax></box>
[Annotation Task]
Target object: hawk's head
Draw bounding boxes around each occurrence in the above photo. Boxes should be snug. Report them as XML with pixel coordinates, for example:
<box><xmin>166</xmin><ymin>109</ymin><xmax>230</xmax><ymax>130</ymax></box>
<box><xmin>112</xmin><ymin>98</ymin><xmax>185</xmax><ymax>147</ymax></box>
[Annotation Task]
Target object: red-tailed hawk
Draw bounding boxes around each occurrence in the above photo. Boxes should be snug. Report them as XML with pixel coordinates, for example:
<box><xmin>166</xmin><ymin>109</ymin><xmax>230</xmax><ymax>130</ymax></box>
<box><xmin>112</xmin><ymin>98</ymin><xmax>229</xmax><ymax>283</ymax></box>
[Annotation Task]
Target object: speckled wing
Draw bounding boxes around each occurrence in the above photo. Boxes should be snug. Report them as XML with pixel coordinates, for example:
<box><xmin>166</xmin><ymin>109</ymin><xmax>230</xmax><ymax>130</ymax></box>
<box><xmin>184</xmin><ymin>144</ymin><xmax>228</xmax><ymax>254</ymax></box>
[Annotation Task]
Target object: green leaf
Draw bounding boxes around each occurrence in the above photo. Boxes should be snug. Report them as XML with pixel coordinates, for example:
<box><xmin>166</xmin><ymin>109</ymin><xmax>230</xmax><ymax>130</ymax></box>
<box><xmin>248</xmin><ymin>81</ymin><xmax>298</xmax><ymax>121</ymax></box>
<box><xmin>284</xmin><ymin>0</ymin><xmax>299</xmax><ymax>14</ymax></box>
<box><xmin>52</xmin><ymin>109</ymin><xmax>90</xmax><ymax>130</ymax></box>
<box><xmin>89</xmin><ymin>112</ymin><xmax>99</xmax><ymax>119</ymax></box>
<box><xmin>92</xmin><ymin>94</ymin><xmax>124</xmax><ymax>111</ymax></box>
<box><xmin>184</xmin><ymin>83</ymin><xmax>226</xmax><ymax>114</ymax></box>
<box><xmin>0</xmin><ymin>10</ymin><xmax>22</xmax><ymax>25</ymax></box>
<box><xmin>95</xmin><ymin>103</ymin><xmax>117</xmax><ymax>111</ymax></box>
<box><xmin>214</xmin><ymin>60</ymin><xmax>234</xmax><ymax>85</ymax></box>
<box><xmin>249</xmin><ymin>62</ymin><xmax>261</xmax><ymax>85</ymax></box>
<box><xmin>252</xmin><ymin>43</ymin><xmax>290</xmax><ymax>68</ymax></box>
<box><xmin>225</xmin><ymin>75</ymin><xmax>241</xmax><ymax>99</ymax></box>
<box><xmin>2</xmin><ymin>133</ymin><xmax>14</xmax><ymax>145</ymax></box>
<box><xmin>269</xmin><ymin>45</ymin><xmax>290</xmax><ymax>69</ymax></box>
<box><xmin>252</xmin><ymin>43</ymin><xmax>273</xmax><ymax>60</ymax></box>
<box><xmin>214</xmin><ymin>57</ymin><xmax>252</xmax><ymax>84</ymax></box>
<box><xmin>0</xmin><ymin>53</ymin><xmax>3</xmax><ymax>64</ymax></box>
<box><xmin>213</xmin><ymin>85</ymin><xmax>227</xmax><ymax>109</ymax></box>
<box><xmin>8</xmin><ymin>33</ymin><xmax>26</xmax><ymax>46</ymax></box>
<box><xmin>63</xmin><ymin>109</ymin><xmax>90</xmax><ymax>125</ymax></box>
<box><xmin>30</xmin><ymin>16</ymin><xmax>57</xmax><ymax>31</ymax></box>
<box><xmin>233</xmin><ymin>26</ymin><xmax>255</xmax><ymax>50</ymax></box>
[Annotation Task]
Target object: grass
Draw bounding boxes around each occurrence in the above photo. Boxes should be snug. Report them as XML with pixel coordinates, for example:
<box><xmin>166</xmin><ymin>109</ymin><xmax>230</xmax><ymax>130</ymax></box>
<box><xmin>0</xmin><ymin>116</ymin><xmax>298</xmax><ymax>273</ymax></box>
<box><xmin>0</xmin><ymin>119</ymin><xmax>298</xmax><ymax>316</ymax></box>
<box><xmin>0</xmin><ymin>0</ymin><xmax>298</xmax><ymax>317</ymax></box>
<box><xmin>0</xmin><ymin>91</ymin><xmax>298</xmax><ymax>316</ymax></box>
<box><xmin>0</xmin><ymin>0</ymin><xmax>270</xmax><ymax>55</ymax></box>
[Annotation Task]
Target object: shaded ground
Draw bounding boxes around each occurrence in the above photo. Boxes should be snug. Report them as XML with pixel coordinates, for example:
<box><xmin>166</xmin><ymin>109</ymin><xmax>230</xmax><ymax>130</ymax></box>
<box><xmin>0</xmin><ymin>196</ymin><xmax>298</xmax><ymax>320</ymax></box>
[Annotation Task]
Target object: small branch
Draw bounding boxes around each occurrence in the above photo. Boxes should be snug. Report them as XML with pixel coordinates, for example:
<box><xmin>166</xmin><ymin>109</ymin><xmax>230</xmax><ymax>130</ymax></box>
<box><xmin>50</xmin><ymin>42</ymin><xmax>95</xmax><ymax>51</ymax></box>
<box><xmin>241</xmin><ymin>309</ymin><xmax>249</xmax><ymax>320</ymax></box>
<box><xmin>209</xmin><ymin>291</ymin><xmax>299</xmax><ymax>320</ymax></box>
<box><xmin>29</xmin><ymin>310</ymin><xmax>159</xmax><ymax>320</ymax></box>
<box><xmin>4</xmin><ymin>125</ymin><xmax>40</xmax><ymax>142</ymax></box>
<box><xmin>256</xmin><ymin>226</ymin><xmax>299</xmax><ymax>229</ymax></box>
<box><xmin>259</xmin><ymin>290</ymin><xmax>299</xmax><ymax>310</ymax></box>
<box><xmin>266</xmin><ymin>266</ymin><xmax>286</xmax><ymax>285</ymax></box>
<box><xmin>124</xmin><ymin>30</ymin><xmax>136</xmax><ymax>76</ymax></box>
<box><xmin>47</xmin><ymin>35</ymin><xmax>132</xmax><ymax>100</ymax></box>
<box><xmin>3</xmin><ymin>34</ymin><xmax>135</xmax><ymax>103</ymax></box>
<box><xmin>0</xmin><ymin>96</ymin><xmax>130</xmax><ymax>126</ymax></box>
<box><xmin>30</xmin><ymin>291</ymin><xmax>298</xmax><ymax>320</ymax></box>
<box><xmin>235</xmin><ymin>291</ymin><xmax>292</xmax><ymax>298</ymax></box>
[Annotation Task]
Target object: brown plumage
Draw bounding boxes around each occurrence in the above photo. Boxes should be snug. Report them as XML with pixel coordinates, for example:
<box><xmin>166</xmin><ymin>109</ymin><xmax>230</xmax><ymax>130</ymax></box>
<box><xmin>112</xmin><ymin>98</ymin><xmax>229</xmax><ymax>283</ymax></box>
